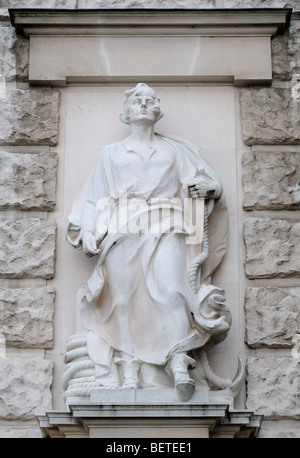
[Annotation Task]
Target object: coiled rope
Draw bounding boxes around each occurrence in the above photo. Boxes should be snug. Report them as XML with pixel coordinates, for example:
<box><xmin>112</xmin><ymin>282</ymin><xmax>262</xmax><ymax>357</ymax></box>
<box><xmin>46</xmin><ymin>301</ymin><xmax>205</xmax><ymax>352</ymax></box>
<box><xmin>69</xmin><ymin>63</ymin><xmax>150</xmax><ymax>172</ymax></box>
<box><xmin>187</xmin><ymin>205</ymin><xmax>233</xmax><ymax>389</ymax></box>
<box><xmin>188</xmin><ymin>207</ymin><xmax>209</xmax><ymax>294</ymax></box>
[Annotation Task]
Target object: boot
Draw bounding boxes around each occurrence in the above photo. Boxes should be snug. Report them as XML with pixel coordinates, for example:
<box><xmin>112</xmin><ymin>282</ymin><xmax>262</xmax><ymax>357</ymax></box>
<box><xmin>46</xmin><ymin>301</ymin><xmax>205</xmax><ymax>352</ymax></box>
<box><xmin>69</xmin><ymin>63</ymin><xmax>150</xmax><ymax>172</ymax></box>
<box><xmin>165</xmin><ymin>353</ymin><xmax>196</xmax><ymax>402</ymax></box>
<box><xmin>118</xmin><ymin>359</ymin><xmax>140</xmax><ymax>389</ymax></box>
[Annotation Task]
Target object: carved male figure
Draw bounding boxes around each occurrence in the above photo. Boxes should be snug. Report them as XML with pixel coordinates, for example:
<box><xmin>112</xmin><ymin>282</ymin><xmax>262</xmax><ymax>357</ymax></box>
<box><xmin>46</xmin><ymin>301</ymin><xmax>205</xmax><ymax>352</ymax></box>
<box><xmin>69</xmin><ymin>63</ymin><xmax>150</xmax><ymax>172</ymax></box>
<box><xmin>66</xmin><ymin>83</ymin><xmax>230</xmax><ymax>401</ymax></box>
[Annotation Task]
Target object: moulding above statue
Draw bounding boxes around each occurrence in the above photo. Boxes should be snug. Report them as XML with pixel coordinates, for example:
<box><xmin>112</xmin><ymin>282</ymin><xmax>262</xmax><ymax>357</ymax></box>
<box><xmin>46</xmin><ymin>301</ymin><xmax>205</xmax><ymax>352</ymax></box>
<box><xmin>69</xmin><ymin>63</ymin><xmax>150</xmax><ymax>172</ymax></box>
<box><xmin>9</xmin><ymin>8</ymin><xmax>291</xmax><ymax>86</ymax></box>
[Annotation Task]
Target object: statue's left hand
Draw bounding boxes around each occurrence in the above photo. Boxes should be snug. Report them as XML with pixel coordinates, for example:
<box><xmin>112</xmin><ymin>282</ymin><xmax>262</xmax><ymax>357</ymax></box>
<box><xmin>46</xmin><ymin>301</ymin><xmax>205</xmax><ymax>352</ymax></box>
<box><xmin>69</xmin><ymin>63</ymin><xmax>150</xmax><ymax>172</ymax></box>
<box><xmin>189</xmin><ymin>183</ymin><xmax>216</xmax><ymax>199</ymax></box>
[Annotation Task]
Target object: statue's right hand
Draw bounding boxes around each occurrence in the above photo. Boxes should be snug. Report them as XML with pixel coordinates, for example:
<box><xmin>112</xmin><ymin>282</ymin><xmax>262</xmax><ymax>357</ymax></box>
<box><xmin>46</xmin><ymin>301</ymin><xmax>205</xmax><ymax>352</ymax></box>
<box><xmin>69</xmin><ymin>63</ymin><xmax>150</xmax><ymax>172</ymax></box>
<box><xmin>82</xmin><ymin>231</ymin><xmax>101</xmax><ymax>257</ymax></box>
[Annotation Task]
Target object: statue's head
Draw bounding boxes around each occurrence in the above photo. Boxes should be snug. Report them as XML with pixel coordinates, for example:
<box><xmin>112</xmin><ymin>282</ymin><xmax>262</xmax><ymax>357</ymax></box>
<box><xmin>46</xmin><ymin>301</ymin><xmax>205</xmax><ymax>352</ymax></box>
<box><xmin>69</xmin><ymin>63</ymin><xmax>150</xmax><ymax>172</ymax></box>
<box><xmin>120</xmin><ymin>83</ymin><xmax>164</xmax><ymax>126</ymax></box>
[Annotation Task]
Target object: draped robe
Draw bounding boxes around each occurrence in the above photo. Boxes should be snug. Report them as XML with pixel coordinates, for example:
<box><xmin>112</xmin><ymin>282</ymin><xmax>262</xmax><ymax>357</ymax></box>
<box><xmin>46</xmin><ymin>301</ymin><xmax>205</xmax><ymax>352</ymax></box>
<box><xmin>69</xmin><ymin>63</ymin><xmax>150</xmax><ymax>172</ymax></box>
<box><xmin>66</xmin><ymin>135</ymin><xmax>228</xmax><ymax>386</ymax></box>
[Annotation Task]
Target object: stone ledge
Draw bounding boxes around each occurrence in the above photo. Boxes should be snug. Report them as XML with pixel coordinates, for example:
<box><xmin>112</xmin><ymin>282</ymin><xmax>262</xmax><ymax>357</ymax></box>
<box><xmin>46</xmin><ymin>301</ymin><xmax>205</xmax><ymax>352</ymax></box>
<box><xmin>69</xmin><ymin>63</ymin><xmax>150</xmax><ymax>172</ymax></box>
<box><xmin>78</xmin><ymin>0</ymin><xmax>216</xmax><ymax>7</ymax></box>
<box><xmin>10</xmin><ymin>8</ymin><xmax>291</xmax><ymax>35</ymax></box>
<box><xmin>10</xmin><ymin>8</ymin><xmax>290</xmax><ymax>86</ymax></box>
<box><xmin>89</xmin><ymin>387</ymin><xmax>210</xmax><ymax>404</ymax></box>
<box><xmin>38</xmin><ymin>400</ymin><xmax>262</xmax><ymax>438</ymax></box>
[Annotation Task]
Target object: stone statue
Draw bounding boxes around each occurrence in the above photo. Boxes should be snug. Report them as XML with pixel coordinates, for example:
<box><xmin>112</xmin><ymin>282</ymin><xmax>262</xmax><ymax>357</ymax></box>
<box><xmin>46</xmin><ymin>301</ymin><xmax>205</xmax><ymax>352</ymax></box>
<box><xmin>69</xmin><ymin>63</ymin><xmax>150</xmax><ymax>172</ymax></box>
<box><xmin>64</xmin><ymin>83</ymin><xmax>242</xmax><ymax>403</ymax></box>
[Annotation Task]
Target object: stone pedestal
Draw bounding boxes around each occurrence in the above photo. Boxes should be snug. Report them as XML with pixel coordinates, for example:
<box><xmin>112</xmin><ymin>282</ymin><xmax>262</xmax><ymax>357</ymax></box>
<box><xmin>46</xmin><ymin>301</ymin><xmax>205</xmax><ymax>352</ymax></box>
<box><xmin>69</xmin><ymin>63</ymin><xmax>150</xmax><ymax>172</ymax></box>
<box><xmin>38</xmin><ymin>390</ymin><xmax>262</xmax><ymax>439</ymax></box>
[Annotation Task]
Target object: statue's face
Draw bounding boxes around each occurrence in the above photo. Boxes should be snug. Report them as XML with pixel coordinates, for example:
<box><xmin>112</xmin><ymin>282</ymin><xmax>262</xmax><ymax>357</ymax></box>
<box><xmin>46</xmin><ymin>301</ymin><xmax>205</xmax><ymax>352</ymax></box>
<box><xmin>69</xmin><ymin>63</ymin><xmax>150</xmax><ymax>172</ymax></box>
<box><xmin>127</xmin><ymin>91</ymin><xmax>157</xmax><ymax>126</ymax></box>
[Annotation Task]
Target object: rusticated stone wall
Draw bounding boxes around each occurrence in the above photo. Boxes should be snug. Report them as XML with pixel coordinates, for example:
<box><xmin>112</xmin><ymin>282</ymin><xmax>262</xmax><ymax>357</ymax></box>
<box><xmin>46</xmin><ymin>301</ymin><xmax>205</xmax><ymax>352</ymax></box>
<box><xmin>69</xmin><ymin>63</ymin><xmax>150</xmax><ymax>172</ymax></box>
<box><xmin>242</xmin><ymin>151</ymin><xmax>300</xmax><ymax>210</ymax></box>
<box><xmin>0</xmin><ymin>152</ymin><xmax>58</xmax><ymax>210</ymax></box>
<box><xmin>239</xmin><ymin>2</ymin><xmax>300</xmax><ymax>439</ymax></box>
<box><xmin>0</xmin><ymin>0</ymin><xmax>60</xmax><ymax>438</ymax></box>
<box><xmin>0</xmin><ymin>0</ymin><xmax>299</xmax><ymax>439</ymax></box>
<box><xmin>0</xmin><ymin>287</ymin><xmax>55</xmax><ymax>348</ymax></box>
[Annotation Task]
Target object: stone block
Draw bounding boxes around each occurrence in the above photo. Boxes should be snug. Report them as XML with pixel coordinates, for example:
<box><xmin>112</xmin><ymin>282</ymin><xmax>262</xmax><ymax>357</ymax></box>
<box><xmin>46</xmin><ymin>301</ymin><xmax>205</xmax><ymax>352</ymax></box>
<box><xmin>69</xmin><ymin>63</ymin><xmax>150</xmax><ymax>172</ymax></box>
<box><xmin>242</xmin><ymin>150</ymin><xmax>300</xmax><ymax>210</ymax></box>
<box><xmin>78</xmin><ymin>0</ymin><xmax>215</xmax><ymax>7</ymax></box>
<box><xmin>0</xmin><ymin>27</ymin><xmax>29</xmax><ymax>82</ymax></box>
<box><xmin>245</xmin><ymin>287</ymin><xmax>300</xmax><ymax>348</ymax></box>
<box><xmin>244</xmin><ymin>218</ymin><xmax>300</xmax><ymax>279</ymax></box>
<box><xmin>0</xmin><ymin>218</ymin><xmax>56</xmax><ymax>279</ymax></box>
<box><xmin>270</xmin><ymin>19</ymin><xmax>300</xmax><ymax>81</ymax></box>
<box><xmin>224</xmin><ymin>0</ymin><xmax>300</xmax><ymax>11</ymax></box>
<box><xmin>246</xmin><ymin>357</ymin><xmax>300</xmax><ymax>419</ymax></box>
<box><xmin>0</xmin><ymin>89</ymin><xmax>59</xmax><ymax>146</ymax></box>
<box><xmin>0</xmin><ymin>425</ymin><xmax>43</xmax><ymax>438</ymax></box>
<box><xmin>288</xmin><ymin>20</ymin><xmax>300</xmax><ymax>78</ymax></box>
<box><xmin>0</xmin><ymin>152</ymin><xmax>58</xmax><ymax>210</ymax></box>
<box><xmin>0</xmin><ymin>0</ymin><xmax>77</xmax><ymax>19</ymax></box>
<box><xmin>271</xmin><ymin>30</ymin><xmax>290</xmax><ymax>81</ymax></box>
<box><xmin>0</xmin><ymin>287</ymin><xmax>55</xmax><ymax>348</ymax></box>
<box><xmin>240</xmin><ymin>88</ymin><xmax>300</xmax><ymax>145</ymax></box>
<box><xmin>0</xmin><ymin>358</ymin><xmax>53</xmax><ymax>420</ymax></box>
<box><xmin>257</xmin><ymin>420</ymin><xmax>300</xmax><ymax>438</ymax></box>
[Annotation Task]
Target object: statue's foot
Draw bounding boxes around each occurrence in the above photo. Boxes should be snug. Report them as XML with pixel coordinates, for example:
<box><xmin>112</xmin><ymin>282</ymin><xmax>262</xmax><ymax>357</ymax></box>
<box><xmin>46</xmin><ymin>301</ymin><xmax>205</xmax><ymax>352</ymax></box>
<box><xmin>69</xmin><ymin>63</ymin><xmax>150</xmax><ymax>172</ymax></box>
<box><xmin>165</xmin><ymin>353</ymin><xmax>196</xmax><ymax>402</ymax></box>
<box><xmin>117</xmin><ymin>356</ymin><xmax>140</xmax><ymax>390</ymax></box>
<box><xmin>120</xmin><ymin>377</ymin><xmax>138</xmax><ymax>389</ymax></box>
<box><xmin>175</xmin><ymin>379</ymin><xmax>195</xmax><ymax>402</ymax></box>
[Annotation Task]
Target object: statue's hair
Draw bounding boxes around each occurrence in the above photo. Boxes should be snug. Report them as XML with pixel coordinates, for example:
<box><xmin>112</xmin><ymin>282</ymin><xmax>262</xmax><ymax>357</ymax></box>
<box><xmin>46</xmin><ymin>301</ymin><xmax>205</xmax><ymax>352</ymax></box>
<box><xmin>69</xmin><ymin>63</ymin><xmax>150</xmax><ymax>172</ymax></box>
<box><xmin>120</xmin><ymin>83</ymin><xmax>164</xmax><ymax>125</ymax></box>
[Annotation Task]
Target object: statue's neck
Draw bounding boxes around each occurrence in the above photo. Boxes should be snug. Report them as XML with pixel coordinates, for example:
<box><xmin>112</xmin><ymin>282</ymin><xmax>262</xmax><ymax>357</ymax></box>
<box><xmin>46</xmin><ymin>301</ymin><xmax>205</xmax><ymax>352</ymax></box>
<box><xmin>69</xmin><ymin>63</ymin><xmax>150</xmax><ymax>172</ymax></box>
<box><xmin>128</xmin><ymin>124</ymin><xmax>156</xmax><ymax>146</ymax></box>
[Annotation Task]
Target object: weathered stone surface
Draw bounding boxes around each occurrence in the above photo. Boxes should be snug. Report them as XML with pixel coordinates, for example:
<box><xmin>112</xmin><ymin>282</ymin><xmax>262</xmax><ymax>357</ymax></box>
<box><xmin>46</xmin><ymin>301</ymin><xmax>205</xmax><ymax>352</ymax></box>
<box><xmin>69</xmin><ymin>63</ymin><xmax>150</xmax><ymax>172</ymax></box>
<box><xmin>246</xmin><ymin>357</ymin><xmax>300</xmax><ymax>419</ymax></box>
<box><xmin>244</xmin><ymin>218</ymin><xmax>300</xmax><ymax>279</ymax></box>
<box><xmin>0</xmin><ymin>218</ymin><xmax>56</xmax><ymax>279</ymax></box>
<box><xmin>0</xmin><ymin>0</ymin><xmax>76</xmax><ymax>5</ymax></box>
<box><xmin>0</xmin><ymin>358</ymin><xmax>53</xmax><ymax>420</ymax></box>
<box><xmin>258</xmin><ymin>420</ymin><xmax>300</xmax><ymax>438</ymax></box>
<box><xmin>0</xmin><ymin>0</ymin><xmax>77</xmax><ymax>19</ymax></box>
<box><xmin>288</xmin><ymin>20</ymin><xmax>300</xmax><ymax>78</ymax></box>
<box><xmin>0</xmin><ymin>152</ymin><xmax>58</xmax><ymax>210</ymax></box>
<box><xmin>272</xmin><ymin>19</ymin><xmax>300</xmax><ymax>81</ymax></box>
<box><xmin>0</xmin><ymin>89</ymin><xmax>59</xmax><ymax>146</ymax></box>
<box><xmin>0</xmin><ymin>27</ymin><xmax>29</xmax><ymax>82</ymax></box>
<box><xmin>242</xmin><ymin>151</ymin><xmax>300</xmax><ymax>210</ymax></box>
<box><xmin>240</xmin><ymin>88</ymin><xmax>300</xmax><ymax>145</ymax></box>
<box><xmin>0</xmin><ymin>287</ymin><xmax>55</xmax><ymax>348</ymax></box>
<box><xmin>0</xmin><ymin>424</ymin><xmax>43</xmax><ymax>438</ymax></box>
<box><xmin>79</xmin><ymin>0</ymin><xmax>215</xmax><ymax>7</ymax></box>
<box><xmin>272</xmin><ymin>30</ymin><xmax>291</xmax><ymax>81</ymax></box>
<box><xmin>224</xmin><ymin>0</ymin><xmax>300</xmax><ymax>11</ymax></box>
<box><xmin>245</xmin><ymin>287</ymin><xmax>300</xmax><ymax>348</ymax></box>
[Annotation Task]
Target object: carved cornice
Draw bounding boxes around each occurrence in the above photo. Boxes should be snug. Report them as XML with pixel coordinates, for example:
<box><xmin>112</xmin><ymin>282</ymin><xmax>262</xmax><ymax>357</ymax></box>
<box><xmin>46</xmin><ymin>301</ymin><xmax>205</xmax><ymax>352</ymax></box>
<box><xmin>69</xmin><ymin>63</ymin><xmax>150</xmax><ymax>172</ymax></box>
<box><xmin>10</xmin><ymin>8</ymin><xmax>291</xmax><ymax>37</ymax></box>
<box><xmin>9</xmin><ymin>8</ymin><xmax>292</xmax><ymax>86</ymax></box>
